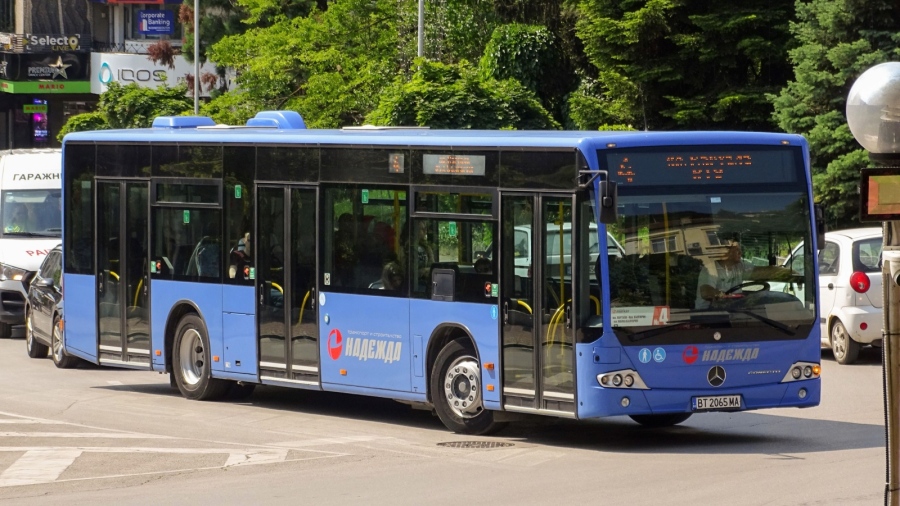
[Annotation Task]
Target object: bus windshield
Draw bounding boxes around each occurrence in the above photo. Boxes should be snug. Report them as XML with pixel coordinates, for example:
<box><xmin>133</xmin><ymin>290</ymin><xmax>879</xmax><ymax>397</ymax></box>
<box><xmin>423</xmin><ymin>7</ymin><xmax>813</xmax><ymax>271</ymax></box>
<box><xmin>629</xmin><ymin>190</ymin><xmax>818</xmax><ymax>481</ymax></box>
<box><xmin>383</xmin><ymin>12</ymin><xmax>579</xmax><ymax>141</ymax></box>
<box><xmin>607</xmin><ymin>190</ymin><xmax>815</xmax><ymax>345</ymax></box>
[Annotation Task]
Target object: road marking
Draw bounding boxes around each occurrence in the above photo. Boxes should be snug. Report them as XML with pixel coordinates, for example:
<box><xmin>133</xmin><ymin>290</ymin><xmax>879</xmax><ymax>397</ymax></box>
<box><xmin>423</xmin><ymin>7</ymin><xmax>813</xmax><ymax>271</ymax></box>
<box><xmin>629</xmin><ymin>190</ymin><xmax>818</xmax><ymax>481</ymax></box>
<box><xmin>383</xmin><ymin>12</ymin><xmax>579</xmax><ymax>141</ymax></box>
<box><xmin>0</xmin><ymin>450</ymin><xmax>82</xmax><ymax>486</ymax></box>
<box><xmin>0</xmin><ymin>447</ymin><xmax>344</xmax><ymax>487</ymax></box>
<box><xmin>0</xmin><ymin>432</ymin><xmax>167</xmax><ymax>438</ymax></box>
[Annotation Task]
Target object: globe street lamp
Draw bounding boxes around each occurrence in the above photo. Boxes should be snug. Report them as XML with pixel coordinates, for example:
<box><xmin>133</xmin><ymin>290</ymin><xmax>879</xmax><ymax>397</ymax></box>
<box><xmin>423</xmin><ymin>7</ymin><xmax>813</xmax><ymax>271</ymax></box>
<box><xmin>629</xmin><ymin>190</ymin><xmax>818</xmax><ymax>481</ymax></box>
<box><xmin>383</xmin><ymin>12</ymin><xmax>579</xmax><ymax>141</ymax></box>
<box><xmin>847</xmin><ymin>61</ymin><xmax>900</xmax><ymax>504</ymax></box>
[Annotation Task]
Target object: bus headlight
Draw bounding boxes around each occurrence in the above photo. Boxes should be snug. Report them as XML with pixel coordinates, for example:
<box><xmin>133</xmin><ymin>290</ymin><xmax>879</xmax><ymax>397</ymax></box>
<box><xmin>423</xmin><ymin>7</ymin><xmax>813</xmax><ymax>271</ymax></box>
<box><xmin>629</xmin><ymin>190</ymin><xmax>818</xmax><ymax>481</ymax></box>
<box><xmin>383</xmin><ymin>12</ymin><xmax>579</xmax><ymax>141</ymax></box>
<box><xmin>0</xmin><ymin>263</ymin><xmax>26</xmax><ymax>282</ymax></box>
<box><xmin>597</xmin><ymin>369</ymin><xmax>649</xmax><ymax>389</ymax></box>
<box><xmin>782</xmin><ymin>361</ymin><xmax>820</xmax><ymax>383</ymax></box>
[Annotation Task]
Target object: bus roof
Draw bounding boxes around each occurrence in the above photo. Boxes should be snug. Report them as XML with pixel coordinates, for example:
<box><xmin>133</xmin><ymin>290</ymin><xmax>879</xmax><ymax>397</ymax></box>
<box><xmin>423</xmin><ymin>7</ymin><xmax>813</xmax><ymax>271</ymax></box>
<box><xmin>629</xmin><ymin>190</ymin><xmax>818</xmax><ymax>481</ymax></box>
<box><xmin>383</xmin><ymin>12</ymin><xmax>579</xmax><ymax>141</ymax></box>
<box><xmin>62</xmin><ymin>113</ymin><xmax>807</xmax><ymax>150</ymax></box>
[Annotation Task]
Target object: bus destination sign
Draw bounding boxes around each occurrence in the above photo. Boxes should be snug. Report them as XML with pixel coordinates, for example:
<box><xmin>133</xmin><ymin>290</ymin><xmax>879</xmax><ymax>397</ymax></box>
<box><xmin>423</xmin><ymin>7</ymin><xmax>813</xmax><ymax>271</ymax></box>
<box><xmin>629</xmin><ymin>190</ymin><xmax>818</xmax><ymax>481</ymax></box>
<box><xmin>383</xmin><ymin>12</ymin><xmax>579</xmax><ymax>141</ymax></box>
<box><xmin>604</xmin><ymin>147</ymin><xmax>799</xmax><ymax>186</ymax></box>
<box><xmin>423</xmin><ymin>154</ymin><xmax>485</xmax><ymax>176</ymax></box>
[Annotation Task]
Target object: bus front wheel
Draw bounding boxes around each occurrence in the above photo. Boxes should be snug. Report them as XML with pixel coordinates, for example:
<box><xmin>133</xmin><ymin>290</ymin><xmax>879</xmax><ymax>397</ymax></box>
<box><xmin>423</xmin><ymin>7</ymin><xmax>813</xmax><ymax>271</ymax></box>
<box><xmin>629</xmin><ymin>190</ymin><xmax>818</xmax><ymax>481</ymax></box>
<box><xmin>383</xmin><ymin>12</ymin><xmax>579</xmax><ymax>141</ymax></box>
<box><xmin>430</xmin><ymin>339</ymin><xmax>505</xmax><ymax>435</ymax></box>
<box><xmin>173</xmin><ymin>314</ymin><xmax>227</xmax><ymax>401</ymax></box>
<box><xmin>629</xmin><ymin>413</ymin><xmax>692</xmax><ymax>427</ymax></box>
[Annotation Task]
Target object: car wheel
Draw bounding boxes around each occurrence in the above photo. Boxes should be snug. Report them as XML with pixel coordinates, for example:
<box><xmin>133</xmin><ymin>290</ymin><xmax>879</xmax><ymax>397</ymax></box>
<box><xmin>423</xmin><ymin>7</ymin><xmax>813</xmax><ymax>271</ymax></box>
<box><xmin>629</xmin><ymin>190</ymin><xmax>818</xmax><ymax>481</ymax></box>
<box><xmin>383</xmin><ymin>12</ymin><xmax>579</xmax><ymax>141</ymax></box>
<box><xmin>173</xmin><ymin>314</ymin><xmax>228</xmax><ymax>401</ymax></box>
<box><xmin>629</xmin><ymin>413</ymin><xmax>692</xmax><ymax>427</ymax></box>
<box><xmin>52</xmin><ymin>316</ymin><xmax>80</xmax><ymax>369</ymax></box>
<box><xmin>430</xmin><ymin>338</ymin><xmax>506</xmax><ymax>435</ymax></box>
<box><xmin>25</xmin><ymin>306</ymin><xmax>48</xmax><ymax>359</ymax></box>
<box><xmin>831</xmin><ymin>319</ymin><xmax>860</xmax><ymax>365</ymax></box>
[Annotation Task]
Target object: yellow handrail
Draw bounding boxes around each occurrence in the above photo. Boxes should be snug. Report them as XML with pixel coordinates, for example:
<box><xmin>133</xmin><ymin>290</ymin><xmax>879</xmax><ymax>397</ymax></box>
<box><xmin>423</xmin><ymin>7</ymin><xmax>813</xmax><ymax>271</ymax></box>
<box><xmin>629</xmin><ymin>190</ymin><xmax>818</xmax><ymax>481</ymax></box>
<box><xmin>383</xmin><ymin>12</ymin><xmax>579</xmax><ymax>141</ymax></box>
<box><xmin>108</xmin><ymin>271</ymin><xmax>119</xmax><ymax>281</ymax></box>
<box><xmin>298</xmin><ymin>290</ymin><xmax>311</xmax><ymax>325</ymax></box>
<box><xmin>516</xmin><ymin>299</ymin><xmax>532</xmax><ymax>314</ymax></box>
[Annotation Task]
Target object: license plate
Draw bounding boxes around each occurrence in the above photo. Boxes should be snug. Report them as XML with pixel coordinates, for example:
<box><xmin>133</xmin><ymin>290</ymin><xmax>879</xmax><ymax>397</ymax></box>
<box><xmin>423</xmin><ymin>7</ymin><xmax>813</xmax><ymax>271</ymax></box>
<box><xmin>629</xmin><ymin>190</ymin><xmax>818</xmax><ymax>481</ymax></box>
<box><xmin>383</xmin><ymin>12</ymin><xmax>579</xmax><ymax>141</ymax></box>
<box><xmin>693</xmin><ymin>395</ymin><xmax>742</xmax><ymax>411</ymax></box>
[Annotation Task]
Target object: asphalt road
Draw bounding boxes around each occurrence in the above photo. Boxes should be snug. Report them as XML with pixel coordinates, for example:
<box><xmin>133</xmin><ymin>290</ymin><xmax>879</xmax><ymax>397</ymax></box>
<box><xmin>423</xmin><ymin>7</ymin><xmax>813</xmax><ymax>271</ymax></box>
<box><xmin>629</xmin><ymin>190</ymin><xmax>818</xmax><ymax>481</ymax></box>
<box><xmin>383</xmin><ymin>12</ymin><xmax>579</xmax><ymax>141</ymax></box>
<box><xmin>0</xmin><ymin>338</ymin><xmax>887</xmax><ymax>505</ymax></box>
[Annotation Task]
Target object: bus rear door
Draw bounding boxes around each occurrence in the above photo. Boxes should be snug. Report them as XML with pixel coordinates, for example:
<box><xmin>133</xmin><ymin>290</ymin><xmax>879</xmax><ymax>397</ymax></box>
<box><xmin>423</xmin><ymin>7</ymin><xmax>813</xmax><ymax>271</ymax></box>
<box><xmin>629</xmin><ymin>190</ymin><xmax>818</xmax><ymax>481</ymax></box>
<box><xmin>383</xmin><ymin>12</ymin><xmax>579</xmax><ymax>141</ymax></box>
<box><xmin>96</xmin><ymin>180</ymin><xmax>151</xmax><ymax>368</ymax></box>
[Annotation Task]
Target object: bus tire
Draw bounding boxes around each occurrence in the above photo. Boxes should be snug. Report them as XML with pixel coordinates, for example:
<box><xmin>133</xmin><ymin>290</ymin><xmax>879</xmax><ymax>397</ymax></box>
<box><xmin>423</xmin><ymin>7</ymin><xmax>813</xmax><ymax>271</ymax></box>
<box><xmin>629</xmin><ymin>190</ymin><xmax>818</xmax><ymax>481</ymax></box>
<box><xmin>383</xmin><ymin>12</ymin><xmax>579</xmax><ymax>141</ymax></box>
<box><xmin>629</xmin><ymin>413</ymin><xmax>692</xmax><ymax>427</ymax></box>
<box><xmin>25</xmin><ymin>307</ymin><xmax>48</xmax><ymax>358</ymax></box>
<box><xmin>430</xmin><ymin>339</ymin><xmax>506</xmax><ymax>435</ymax></box>
<box><xmin>173</xmin><ymin>314</ymin><xmax>227</xmax><ymax>401</ymax></box>
<box><xmin>52</xmin><ymin>316</ymin><xmax>80</xmax><ymax>369</ymax></box>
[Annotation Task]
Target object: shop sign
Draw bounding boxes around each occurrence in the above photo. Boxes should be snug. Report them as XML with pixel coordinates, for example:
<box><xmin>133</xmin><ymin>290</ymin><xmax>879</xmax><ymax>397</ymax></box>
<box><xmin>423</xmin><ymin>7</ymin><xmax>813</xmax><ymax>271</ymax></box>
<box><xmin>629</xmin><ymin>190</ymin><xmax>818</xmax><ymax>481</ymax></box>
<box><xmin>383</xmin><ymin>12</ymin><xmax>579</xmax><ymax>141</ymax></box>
<box><xmin>138</xmin><ymin>11</ymin><xmax>175</xmax><ymax>35</ymax></box>
<box><xmin>23</xmin><ymin>104</ymin><xmax>47</xmax><ymax>113</ymax></box>
<box><xmin>24</xmin><ymin>34</ymin><xmax>85</xmax><ymax>52</ymax></box>
<box><xmin>91</xmin><ymin>53</ymin><xmax>220</xmax><ymax>98</ymax></box>
<box><xmin>0</xmin><ymin>80</ymin><xmax>91</xmax><ymax>94</ymax></box>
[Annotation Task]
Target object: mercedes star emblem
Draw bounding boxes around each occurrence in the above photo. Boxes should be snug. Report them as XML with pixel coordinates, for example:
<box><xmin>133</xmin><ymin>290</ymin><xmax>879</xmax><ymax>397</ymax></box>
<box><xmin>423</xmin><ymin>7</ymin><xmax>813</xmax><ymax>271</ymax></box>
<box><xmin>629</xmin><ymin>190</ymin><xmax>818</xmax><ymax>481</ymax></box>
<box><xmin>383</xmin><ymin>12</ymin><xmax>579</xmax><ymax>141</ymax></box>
<box><xmin>707</xmin><ymin>365</ymin><xmax>726</xmax><ymax>387</ymax></box>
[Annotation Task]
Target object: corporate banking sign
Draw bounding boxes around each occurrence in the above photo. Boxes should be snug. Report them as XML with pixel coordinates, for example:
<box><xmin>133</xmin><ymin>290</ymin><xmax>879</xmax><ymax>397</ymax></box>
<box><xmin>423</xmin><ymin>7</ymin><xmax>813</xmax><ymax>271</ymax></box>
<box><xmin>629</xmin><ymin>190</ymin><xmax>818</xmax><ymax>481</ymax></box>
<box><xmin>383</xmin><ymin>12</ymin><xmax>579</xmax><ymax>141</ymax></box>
<box><xmin>90</xmin><ymin>53</ymin><xmax>220</xmax><ymax>97</ymax></box>
<box><xmin>137</xmin><ymin>11</ymin><xmax>175</xmax><ymax>36</ymax></box>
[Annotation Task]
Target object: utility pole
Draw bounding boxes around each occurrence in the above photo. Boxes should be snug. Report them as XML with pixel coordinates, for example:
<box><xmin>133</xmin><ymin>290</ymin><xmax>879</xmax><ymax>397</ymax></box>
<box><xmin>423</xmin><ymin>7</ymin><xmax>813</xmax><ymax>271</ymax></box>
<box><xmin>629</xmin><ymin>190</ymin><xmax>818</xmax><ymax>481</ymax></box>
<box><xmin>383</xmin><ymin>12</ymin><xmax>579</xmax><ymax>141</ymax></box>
<box><xmin>194</xmin><ymin>0</ymin><xmax>200</xmax><ymax>114</ymax></box>
<box><xmin>847</xmin><ymin>61</ymin><xmax>900</xmax><ymax>506</ymax></box>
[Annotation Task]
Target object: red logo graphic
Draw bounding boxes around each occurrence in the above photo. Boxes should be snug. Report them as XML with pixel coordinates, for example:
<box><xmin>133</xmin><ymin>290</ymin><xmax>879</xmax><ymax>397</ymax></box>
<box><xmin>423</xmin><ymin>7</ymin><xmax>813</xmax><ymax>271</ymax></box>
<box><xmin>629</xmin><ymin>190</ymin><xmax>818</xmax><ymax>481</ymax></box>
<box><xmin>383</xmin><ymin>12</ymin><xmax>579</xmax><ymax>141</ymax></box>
<box><xmin>682</xmin><ymin>346</ymin><xmax>698</xmax><ymax>364</ymax></box>
<box><xmin>327</xmin><ymin>329</ymin><xmax>343</xmax><ymax>360</ymax></box>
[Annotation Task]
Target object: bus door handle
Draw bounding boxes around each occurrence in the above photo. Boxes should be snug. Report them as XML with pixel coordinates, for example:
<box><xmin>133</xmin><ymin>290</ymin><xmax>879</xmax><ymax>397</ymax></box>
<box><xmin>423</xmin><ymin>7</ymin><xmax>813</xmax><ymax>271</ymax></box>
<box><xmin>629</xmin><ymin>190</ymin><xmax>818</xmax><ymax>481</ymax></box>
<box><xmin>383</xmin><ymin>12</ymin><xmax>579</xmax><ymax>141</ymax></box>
<box><xmin>503</xmin><ymin>301</ymin><xmax>509</xmax><ymax>325</ymax></box>
<box><xmin>565</xmin><ymin>304</ymin><xmax>571</xmax><ymax>329</ymax></box>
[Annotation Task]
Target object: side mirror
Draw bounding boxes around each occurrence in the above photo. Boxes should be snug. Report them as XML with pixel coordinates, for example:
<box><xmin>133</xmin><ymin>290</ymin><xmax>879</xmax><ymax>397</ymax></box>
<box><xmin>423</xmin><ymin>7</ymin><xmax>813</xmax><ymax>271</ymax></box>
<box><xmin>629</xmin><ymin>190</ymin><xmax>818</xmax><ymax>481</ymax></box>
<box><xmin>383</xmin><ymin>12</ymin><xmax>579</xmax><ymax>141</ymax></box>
<box><xmin>598</xmin><ymin>181</ymin><xmax>618</xmax><ymax>224</ymax></box>
<box><xmin>814</xmin><ymin>204</ymin><xmax>826</xmax><ymax>250</ymax></box>
<box><xmin>34</xmin><ymin>276</ymin><xmax>53</xmax><ymax>288</ymax></box>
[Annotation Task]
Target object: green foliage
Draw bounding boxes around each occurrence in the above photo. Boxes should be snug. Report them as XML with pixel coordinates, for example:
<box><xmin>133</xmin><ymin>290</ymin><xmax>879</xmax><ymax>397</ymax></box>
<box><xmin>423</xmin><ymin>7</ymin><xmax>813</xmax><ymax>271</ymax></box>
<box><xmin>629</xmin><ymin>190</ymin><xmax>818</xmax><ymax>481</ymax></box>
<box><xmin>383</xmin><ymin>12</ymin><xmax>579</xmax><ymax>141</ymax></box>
<box><xmin>207</xmin><ymin>0</ymin><xmax>399</xmax><ymax>127</ymax></box>
<box><xmin>366</xmin><ymin>59</ymin><xmax>560</xmax><ymax>130</ymax></box>
<box><xmin>56</xmin><ymin>112</ymin><xmax>109</xmax><ymax>142</ymax></box>
<box><xmin>100</xmin><ymin>82</ymin><xmax>193</xmax><ymax>129</ymax></box>
<box><xmin>575</xmin><ymin>0</ymin><xmax>795</xmax><ymax>131</ymax></box>
<box><xmin>479</xmin><ymin>24</ymin><xmax>573</xmax><ymax>123</ymax></box>
<box><xmin>770</xmin><ymin>0</ymin><xmax>900</xmax><ymax>227</ymax></box>
<box><xmin>57</xmin><ymin>82</ymin><xmax>193</xmax><ymax>141</ymax></box>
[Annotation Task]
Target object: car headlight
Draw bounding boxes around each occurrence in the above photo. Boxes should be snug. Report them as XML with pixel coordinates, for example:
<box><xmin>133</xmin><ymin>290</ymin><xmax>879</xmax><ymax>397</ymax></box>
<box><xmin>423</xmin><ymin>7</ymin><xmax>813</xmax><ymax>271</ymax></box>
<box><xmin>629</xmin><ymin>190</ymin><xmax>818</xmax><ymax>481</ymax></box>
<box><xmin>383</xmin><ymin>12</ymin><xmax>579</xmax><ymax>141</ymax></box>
<box><xmin>0</xmin><ymin>263</ymin><xmax>27</xmax><ymax>281</ymax></box>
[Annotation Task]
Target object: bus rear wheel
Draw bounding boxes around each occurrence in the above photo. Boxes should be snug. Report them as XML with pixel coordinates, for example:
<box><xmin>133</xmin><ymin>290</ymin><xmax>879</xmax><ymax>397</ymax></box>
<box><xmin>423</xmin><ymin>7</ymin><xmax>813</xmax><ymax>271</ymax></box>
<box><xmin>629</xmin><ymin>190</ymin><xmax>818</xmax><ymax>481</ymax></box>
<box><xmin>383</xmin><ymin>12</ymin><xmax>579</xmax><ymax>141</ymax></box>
<box><xmin>173</xmin><ymin>314</ymin><xmax>227</xmax><ymax>401</ymax></box>
<box><xmin>430</xmin><ymin>339</ymin><xmax>505</xmax><ymax>435</ymax></box>
<box><xmin>629</xmin><ymin>413</ymin><xmax>692</xmax><ymax>427</ymax></box>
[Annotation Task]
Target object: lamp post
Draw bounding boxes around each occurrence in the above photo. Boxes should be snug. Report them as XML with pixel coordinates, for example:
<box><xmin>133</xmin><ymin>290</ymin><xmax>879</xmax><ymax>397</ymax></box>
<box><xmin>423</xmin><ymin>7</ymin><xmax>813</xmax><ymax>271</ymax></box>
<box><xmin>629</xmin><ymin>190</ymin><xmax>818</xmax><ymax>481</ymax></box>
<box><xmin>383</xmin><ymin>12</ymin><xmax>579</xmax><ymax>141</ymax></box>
<box><xmin>194</xmin><ymin>0</ymin><xmax>199</xmax><ymax>114</ymax></box>
<box><xmin>847</xmin><ymin>62</ymin><xmax>900</xmax><ymax>505</ymax></box>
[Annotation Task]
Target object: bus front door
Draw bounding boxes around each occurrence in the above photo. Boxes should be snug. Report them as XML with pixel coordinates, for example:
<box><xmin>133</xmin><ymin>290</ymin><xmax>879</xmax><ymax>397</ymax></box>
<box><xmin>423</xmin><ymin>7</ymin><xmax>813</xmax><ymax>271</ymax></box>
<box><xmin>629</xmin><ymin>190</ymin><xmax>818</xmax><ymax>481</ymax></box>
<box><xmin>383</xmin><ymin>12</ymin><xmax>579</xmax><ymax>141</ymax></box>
<box><xmin>96</xmin><ymin>180</ymin><xmax>151</xmax><ymax>368</ymax></box>
<box><xmin>257</xmin><ymin>186</ymin><xmax>319</xmax><ymax>386</ymax></box>
<box><xmin>501</xmin><ymin>193</ymin><xmax>576</xmax><ymax>415</ymax></box>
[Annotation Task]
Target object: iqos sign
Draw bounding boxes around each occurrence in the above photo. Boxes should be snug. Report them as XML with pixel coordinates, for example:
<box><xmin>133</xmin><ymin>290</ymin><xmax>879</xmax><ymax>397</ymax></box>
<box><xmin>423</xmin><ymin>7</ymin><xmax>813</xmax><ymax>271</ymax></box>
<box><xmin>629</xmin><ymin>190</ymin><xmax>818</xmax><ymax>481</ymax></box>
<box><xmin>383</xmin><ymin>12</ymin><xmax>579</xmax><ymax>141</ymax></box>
<box><xmin>98</xmin><ymin>62</ymin><xmax>166</xmax><ymax>85</ymax></box>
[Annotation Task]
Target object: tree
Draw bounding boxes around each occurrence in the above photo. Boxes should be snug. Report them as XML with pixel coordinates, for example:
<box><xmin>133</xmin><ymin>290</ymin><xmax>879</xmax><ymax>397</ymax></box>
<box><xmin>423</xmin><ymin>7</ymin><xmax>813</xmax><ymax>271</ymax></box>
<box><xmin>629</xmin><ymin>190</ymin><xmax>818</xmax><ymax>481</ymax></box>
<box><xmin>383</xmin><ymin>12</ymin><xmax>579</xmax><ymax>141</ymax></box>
<box><xmin>479</xmin><ymin>24</ymin><xmax>573</xmax><ymax>125</ymax></box>
<box><xmin>57</xmin><ymin>82</ymin><xmax>193</xmax><ymax>140</ymax></box>
<box><xmin>366</xmin><ymin>59</ymin><xmax>560</xmax><ymax>130</ymax></box>
<box><xmin>574</xmin><ymin>0</ymin><xmax>795</xmax><ymax>131</ymax></box>
<box><xmin>205</xmin><ymin>0</ymin><xmax>399</xmax><ymax>127</ymax></box>
<box><xmin>771</xmin><ymin>0</ymin><xmax>900</xmax><ymax>228</ymax></box>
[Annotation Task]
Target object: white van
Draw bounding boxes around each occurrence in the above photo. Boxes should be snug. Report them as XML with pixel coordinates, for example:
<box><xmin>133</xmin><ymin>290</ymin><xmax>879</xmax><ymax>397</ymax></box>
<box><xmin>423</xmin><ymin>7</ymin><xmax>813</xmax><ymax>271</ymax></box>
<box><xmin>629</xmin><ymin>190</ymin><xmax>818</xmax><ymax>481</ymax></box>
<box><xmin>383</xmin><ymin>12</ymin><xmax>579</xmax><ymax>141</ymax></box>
<box><xmin>0</xmin><ymin>149</ymin><xmax>62</xmax><ymax>338</ymax></box>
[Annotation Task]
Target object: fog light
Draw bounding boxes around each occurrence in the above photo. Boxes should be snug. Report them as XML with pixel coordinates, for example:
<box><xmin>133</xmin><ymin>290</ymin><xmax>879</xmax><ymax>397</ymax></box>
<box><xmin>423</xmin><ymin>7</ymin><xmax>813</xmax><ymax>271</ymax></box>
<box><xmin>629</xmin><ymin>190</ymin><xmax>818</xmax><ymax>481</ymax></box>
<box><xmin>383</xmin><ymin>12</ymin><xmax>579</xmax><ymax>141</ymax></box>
<box><xmin>612</xmin><ymin>374</ymin><xmax>623</xmax><ymax>387</ymax></box>
<box><xmin>624</xmin><ymin>375</ymin><xmax>634</xmax><ymax>387</ymax></box>
<box><xmin>791</xmin><ymin>367</ymin><xmax>801</xmax><ymax>379</ymax></box>
<box><xmin>803</xmin><ymin>366</ymin><xmax>812</xmax><ymax>378</ymax></box>
<box><xmin>798</xmin><ymin>388</ymin><xmax>807</xmax><ymax>399</ymax></box>
<box><xmin>621</xmin><ymin>397</ymin><xmax>630</xmax><ymax>407</ymax></box>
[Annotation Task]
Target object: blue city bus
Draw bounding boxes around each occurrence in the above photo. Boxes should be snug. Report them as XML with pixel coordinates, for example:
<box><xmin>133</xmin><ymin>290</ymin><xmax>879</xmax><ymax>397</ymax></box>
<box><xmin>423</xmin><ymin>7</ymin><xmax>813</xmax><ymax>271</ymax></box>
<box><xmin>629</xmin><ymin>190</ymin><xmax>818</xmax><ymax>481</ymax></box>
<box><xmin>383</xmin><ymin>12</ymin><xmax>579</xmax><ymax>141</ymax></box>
<box><xmin>60</xmin><ymin>111</ymin><xmax>822</xmax><ymax>434</ymax></box>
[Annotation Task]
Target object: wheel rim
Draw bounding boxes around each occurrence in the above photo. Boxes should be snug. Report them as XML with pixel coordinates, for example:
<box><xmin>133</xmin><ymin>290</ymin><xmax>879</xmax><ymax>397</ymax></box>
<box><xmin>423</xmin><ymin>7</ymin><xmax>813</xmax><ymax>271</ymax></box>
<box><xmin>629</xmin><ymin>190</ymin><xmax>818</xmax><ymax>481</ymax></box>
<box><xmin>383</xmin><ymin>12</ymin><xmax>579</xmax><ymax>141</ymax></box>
<box><xmin>52</xmin><ymin>323</ymin><xmax>63</xmax><ymax>362</ymax></box>
<box><xmin>178</xmin><ymin>328</ymin><xmax>204</xmax><ymax>386</ymax></box>
<box><xmin>25</xmin><ymin>309</ymin><xmax>33</xmax><ymax>351</ymax></box>
<box><xmin>443</xmin><ymin>355</ymin><xmax>483</xmax><ymax>418</ymax></box>
<box><xmin>832</xmin><ymin>323</ymin><xmax>847</xmax><ymax>360</ymax></box>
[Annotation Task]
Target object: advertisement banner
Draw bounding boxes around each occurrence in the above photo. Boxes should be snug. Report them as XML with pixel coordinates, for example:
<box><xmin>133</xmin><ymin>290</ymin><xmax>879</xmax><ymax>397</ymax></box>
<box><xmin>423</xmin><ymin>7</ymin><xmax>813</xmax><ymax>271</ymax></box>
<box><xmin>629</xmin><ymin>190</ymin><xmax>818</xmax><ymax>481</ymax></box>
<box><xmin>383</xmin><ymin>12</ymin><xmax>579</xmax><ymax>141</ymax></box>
<box><xmin>137</xmin><ymin>11</ymin><xmax>175</xmax><ymax>35</ymax></box>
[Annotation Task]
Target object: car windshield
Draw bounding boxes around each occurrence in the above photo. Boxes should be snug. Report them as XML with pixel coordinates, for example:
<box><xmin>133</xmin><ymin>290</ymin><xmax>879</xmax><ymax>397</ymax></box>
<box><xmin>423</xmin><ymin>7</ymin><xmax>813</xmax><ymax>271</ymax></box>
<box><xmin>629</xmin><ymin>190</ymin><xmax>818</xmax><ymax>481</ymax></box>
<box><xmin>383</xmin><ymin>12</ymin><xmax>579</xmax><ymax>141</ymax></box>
<box><xmin>2</xmin><ymin>189</ymin><xmax>61</xmax><ymax>236</ymax></box>
<box><xmin>607</xmin><ymin>191</ymin><xmax>816</xmax><ymax>345</ymax></box>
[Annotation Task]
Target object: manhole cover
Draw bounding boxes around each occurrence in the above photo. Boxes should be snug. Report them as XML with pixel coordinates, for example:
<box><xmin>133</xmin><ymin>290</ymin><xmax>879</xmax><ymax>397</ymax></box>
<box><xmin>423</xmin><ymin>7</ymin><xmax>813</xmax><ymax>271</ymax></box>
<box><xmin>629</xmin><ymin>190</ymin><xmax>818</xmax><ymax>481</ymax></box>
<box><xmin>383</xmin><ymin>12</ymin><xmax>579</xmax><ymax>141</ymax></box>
<box><xmin>437</xmin><ymin>441</ymin><xmax>515</xmax><ymax>449</ymax></box>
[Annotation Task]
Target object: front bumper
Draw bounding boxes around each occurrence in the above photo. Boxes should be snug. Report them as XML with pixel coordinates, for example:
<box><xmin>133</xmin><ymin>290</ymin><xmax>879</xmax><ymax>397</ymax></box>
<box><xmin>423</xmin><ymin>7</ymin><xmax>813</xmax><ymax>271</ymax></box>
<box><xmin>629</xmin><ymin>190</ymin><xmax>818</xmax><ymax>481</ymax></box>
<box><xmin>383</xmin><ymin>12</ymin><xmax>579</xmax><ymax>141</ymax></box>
<box><xmin>0</xmin><ymin>278</ymin><xmax>28</xmax><ymax>337</ymax></box>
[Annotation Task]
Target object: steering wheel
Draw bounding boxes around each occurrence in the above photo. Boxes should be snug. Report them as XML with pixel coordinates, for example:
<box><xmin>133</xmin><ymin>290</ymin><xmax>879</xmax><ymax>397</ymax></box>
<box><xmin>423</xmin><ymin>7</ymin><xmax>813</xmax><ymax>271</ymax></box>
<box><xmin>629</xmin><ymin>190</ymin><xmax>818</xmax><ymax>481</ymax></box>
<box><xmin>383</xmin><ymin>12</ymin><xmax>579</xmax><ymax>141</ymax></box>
<box><xmin>724</xmin><ymin>281</ymin><xmax>770</xmax><ymax>294</ymax></box>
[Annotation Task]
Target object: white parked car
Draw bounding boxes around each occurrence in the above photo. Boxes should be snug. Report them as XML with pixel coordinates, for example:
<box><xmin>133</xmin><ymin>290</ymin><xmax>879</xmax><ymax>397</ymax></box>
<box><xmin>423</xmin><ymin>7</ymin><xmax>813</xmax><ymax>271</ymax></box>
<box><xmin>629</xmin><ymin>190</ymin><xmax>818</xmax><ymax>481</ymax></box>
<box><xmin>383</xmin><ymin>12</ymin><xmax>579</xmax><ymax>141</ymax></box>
<box><xmin>783</xmin><ymin>227</ymin><xmax>883</xmax><ymax>364</ymax></box>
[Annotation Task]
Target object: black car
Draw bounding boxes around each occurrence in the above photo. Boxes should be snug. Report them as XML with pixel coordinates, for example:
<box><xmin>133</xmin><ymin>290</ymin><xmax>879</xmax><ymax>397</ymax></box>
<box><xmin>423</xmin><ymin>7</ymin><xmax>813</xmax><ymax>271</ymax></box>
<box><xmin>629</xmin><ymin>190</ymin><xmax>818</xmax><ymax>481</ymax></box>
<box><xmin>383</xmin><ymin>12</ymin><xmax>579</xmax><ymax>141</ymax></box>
<box><xmin>25</xmin><ymin>244</ymin><xmax>78</xmax><ymax>368</ymax></box>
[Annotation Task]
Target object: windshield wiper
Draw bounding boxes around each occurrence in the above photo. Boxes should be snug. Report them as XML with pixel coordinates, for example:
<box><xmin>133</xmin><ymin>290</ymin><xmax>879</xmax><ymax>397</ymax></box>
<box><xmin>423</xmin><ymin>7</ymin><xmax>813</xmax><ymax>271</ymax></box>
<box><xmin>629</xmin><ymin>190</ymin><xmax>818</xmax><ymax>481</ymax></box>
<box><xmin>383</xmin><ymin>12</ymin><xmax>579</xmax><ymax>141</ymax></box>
<box><xmin>728</xmin><ymin>308</ymin><xmax>795</xmax><ymax>336</ymax></box>
<box><xmin>620</xmin><ymin>322</ymin><xmax>690</xmax><ymax>342</ymax></box>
